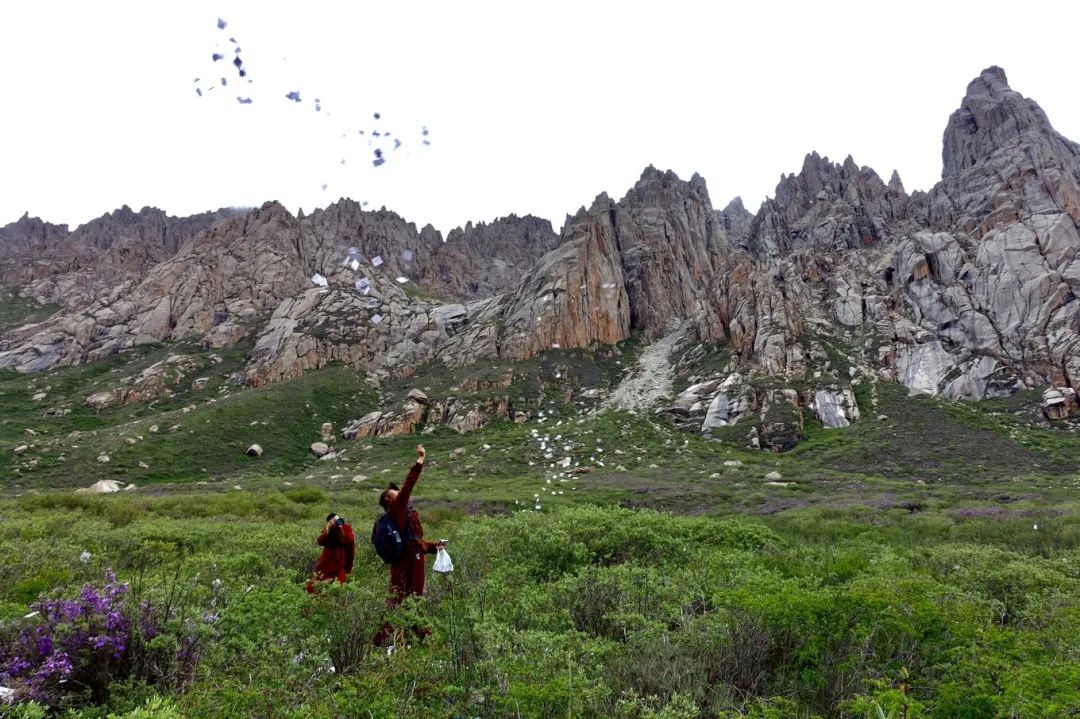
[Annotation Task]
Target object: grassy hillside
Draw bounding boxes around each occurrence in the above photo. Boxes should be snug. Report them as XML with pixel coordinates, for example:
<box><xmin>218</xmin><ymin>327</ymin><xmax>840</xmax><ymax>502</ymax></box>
<box><xmin>2</xmin><ymin>340</ymin><xmax>1080</xmax><ymax>717</ymax></box>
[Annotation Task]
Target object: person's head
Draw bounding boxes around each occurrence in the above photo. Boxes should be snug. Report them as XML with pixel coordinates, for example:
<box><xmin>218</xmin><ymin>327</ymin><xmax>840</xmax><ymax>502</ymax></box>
<box><xmin>378</xmin><ymin>483</ymin><xmax>399</xmax><ymax>510</ymax></box>
<box><xmin>326</xmin><ymin>512</ymin><xmax>338</xmax><ymax>523</ymax></box>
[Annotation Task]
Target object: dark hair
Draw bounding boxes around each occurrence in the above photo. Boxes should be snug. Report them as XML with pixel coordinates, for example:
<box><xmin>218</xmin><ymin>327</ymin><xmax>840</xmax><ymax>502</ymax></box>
<box><xmin>326</xmin><ymin>512</ymin><xmax>337</xmax><ymax>522</ymax></box>
<box><xmin>378</xmin><ymin>483</ymin><xmax>399</xmax><ymax>510</ymax></box>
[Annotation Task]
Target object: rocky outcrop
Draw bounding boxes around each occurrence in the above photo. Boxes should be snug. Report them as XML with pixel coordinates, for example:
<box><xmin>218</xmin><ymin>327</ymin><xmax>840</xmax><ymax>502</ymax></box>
<box><xmin>811</xmin><ymin>385</ymin><xmax>860</xmax><ymax>428</ymax></box>
<box><xmin>4</xmin><ymin>66</ymin><xmax>1080</xmax><ymax>438</ymax></box>
<box><xmin>744</xmin><ymin>152</ymin><xmax>910</xmax><ymax>261</ymax></box>
<box><xmin>417</xmin><ymin>215</ymin><xmax>561</xmax><ymax>299</ymax></box>
<box><xmin>340</xmin><ymin>389</ymin><xmax>520</xmax><ymax>437</ymax></box>
<box><xmin>84</xmin><ymin>354</ymin><xmax>199</xmax><ymax>411</ymax></box>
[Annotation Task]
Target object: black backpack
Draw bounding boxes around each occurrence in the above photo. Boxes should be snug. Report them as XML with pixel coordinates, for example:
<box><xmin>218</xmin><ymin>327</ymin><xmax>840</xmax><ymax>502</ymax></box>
<box><xmin>371</xmin><ymin>508</ymin><xmax>413</xmax><ymax>564</ymax></box>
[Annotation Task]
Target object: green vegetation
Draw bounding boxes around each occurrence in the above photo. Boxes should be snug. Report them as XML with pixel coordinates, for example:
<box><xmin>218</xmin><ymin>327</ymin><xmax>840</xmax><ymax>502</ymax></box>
<box><xmin>3</xmin><ymin>340</ymin><xmax>1080</xmax><ymax>716</ymax></box>
<box><xmin>1</xmin><ymin>495</ymin><xmax>1077</xmax><ymax>717</ymax></box>
<box><xmin>0</xmin><ymin>292</ymin><xmax>60</xmax><ymax>334</ymax></box>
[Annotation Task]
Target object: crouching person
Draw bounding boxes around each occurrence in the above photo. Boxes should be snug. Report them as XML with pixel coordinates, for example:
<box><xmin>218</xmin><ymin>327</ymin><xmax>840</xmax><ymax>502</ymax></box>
<box><xmin>371</xmin><ymin>444</ymin><xmax>445</xmax><ymax>645</ymax></box>
<box><xmin>306</xmin><ymin>512</ymin><xmax>356</xmax><ymax>594</ymax></box>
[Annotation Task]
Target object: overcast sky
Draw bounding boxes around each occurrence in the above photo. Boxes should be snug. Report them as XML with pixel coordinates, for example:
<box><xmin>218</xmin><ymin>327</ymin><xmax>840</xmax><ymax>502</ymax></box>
<box><xmin>2</xmin><ymin>0</ymin><xmax>1079</xmax><ymax>235</ymax></box>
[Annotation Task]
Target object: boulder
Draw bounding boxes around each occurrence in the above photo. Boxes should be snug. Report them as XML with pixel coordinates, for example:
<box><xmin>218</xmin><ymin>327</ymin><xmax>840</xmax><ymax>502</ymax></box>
<box><xmin>96</xmin><ymin>453</ymin><xmax>110</xmax><ymax>463</ymax></box>
<box><xmin>75</xmin><ymin>480</ymin><xmax>123</xmax><ymax>494</ymax></box>
<box><xmin>246</xmin><ymin>444</ymin><xmax>263</xmax><ymax>458</ymax></box>
<box><xmin>1042</xmin><ymin>386</ymin><xmax>1079</xmax><ymax>420</ymax></box>
<box><xmin>13</xmin><ymin>445</ymin><xmax>28</xmax><ymax>455</ymax></box>
<box><xmin>310</xmin><ymin>442</ymin><xmax>329</xmax><ymax>457</ymax></box>
<box><xmin>811</xmin><ymin>386</ymin><xmax>860</xmax><ymax>428</ymax></box>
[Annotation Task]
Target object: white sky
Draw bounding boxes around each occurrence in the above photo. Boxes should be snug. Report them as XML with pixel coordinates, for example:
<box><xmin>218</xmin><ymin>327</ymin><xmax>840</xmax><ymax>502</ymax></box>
<box><xmin>2</xmin><ymin>0</ymin><xmax>1079</xmax><ymax>235</ymax></box>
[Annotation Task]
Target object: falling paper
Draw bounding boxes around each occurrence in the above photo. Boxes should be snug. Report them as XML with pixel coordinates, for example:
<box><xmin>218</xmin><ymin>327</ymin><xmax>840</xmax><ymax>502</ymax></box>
<box><xmin>396</xmin><ymin>276</ymin><xmax>409</xmax><ymax>283</ymax></box>
<box><xmin>371</xmin><ymin>314</ymin><xmax>383</xmax><ymax>325</ymax></box>
<box><xmin>371</xmin><ymin>255</ymin><xmax>383</xmax><ymax>267</ymax></box>
<box><xmin>347</xmin><ymin>246</ymin><xmax>360</xmax><ymax>256</ymax></box>
<box><xmin>311</xmin><ymin>273</ymin><xmax>328</xmax><ymax>287</ymax></box>
<box><xmin>355</xmin><ymin>278</ymin><xmax>370</xmax><ymax>293</ymax></box>
<box><xmin>348</xmin><ymin>259</ymin><xmax>360</xmax><ymax>271</ymax></box>
<box><xmin>401</xmin><ymin>249</ymin><xmax>414</xmax><ymax>262</ymax></box>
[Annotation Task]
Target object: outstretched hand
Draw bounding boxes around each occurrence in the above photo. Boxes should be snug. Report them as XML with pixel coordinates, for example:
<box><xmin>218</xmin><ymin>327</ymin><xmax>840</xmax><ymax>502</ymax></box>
<box><xmin>416</xmin><ymin>444</ymin><xmax>426</xmax><ymax>464</ymax></box>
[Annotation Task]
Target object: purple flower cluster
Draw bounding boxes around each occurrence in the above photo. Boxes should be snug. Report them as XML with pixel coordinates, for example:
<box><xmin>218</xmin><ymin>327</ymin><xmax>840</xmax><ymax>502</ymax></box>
<box><xmin>0</xmin><ymin>570</ymin><xmax>149</xmax><ymax>706</ymax></box>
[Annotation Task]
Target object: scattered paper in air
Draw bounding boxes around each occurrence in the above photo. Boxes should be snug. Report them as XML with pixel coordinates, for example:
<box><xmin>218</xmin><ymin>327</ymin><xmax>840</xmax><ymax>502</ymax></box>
<box><xmin>311</xmin><ymin>273</ymin><xmax>328</xmax><ymax>287</ymax></box>
<box><xmin>371</xmin><ymin>314</ymin><xmax>383</xmax><ymax>325</ymax></box>
<box><xmin>371</xmin><ymin>255</ymin><xmax>383</xmax><ymax>267</ymax></box>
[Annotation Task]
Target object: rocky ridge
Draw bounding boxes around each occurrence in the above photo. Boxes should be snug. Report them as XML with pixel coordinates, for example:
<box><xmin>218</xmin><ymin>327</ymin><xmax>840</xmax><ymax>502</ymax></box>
<box><xmin>2</xmin><ymin>66</ymin><xmax>1079</xmax><ymax>450</ymax></box>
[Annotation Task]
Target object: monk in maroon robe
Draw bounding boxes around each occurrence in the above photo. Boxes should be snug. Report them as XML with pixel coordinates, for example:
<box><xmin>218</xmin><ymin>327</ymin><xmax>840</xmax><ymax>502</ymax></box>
<box><xmin>306</xmin><ymin>512</ymin><xmax>356</xmax><ymax>593</ymax></box>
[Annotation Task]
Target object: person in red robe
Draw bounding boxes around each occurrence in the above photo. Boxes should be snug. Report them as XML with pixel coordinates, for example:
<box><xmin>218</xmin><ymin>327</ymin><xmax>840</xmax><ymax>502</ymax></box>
<box><xmin>306</xmin><ymin>512</ymin><xmax>356</xmax><ymax>593</ymax></box>
<box><xmin>373</xmin><ymin>444</ymin><xmax>444</xmax><ymax>645</ymax></box>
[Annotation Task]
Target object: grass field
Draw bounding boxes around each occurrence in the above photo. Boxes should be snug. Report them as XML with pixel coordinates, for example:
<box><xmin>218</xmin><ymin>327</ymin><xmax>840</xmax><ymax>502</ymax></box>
<box><xmin>2</xmin><ymin>334</ymin><xmax>1079</xmax><ymax>717</ymax></box>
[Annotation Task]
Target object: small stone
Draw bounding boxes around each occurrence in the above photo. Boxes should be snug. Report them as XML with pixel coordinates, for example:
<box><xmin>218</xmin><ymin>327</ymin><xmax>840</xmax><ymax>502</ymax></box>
<box><xmin>138</xmin><ymin>461</ymin><xmax>149</xmax><ymax>469</ymax></box>
<box><xmin>97</xmin><ymin>454</ymin><xmax>110</xmax><ymax>464</ymax></box>
<box><xmin>723</xmin><ymin>460</ymin><xmax>742</xmax><ymax>467</ymax></box>
<box><xmin>450</xmin><ymin>447</ymin><xmax>466</xmax><ymax>458</ymax></box>
<box><xmin>321</xmin><ymin>422</ymin><xmax>333</xmax><ymax>441</ymax></box>
<box><xmin>764</xmin><ymin>471</ymin><xmax>782</xmax><ymax>480</ymax></box>
<box><xmin>310</xmin><ymin>442</ymin><xmax>330</xmax><ymax>457</ymax></box>
<box><xmin>877</xmin><ymin>414</ymin><xmax>889</xmax><ymax>421</ymax></box>
<box><xmin>13</xmin><ymin>445</ymin><xmax>28</xmax><ymax>455</ymax></box>
<box><xmin>710</xmin><ymin>472</ymin><xmax>722</xmax><ymax>479</ymax></box>
<box><xmin>351</xmin><ymin>474</ymin><xmax>369</xmax><ymax>483</ymax></box>
<box><xmin>125</xmin><ymin>437</ymin><xmax>137</xmax><ymax>445</ymax></box>
<box><xmin>24</xmin><ymin>428</ymin><xmax>37</xmax><ymax>437</ymax></box>
<box><xmin>148</xmin><ymin>425</ymin><xmax>159</xmax><ymax>433</ymax></box>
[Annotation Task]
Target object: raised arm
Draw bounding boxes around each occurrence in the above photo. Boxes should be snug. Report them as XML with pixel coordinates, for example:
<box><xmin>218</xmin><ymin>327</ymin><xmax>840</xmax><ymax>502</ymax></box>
<box><xmin>396</xmin><ymin>444</ymin><xmax>426</xmax><ymax>508</ymax></box>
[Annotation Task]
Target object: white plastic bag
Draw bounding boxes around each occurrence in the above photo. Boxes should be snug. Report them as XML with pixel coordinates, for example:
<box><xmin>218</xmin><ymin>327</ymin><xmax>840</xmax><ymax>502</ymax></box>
<box><xmin>433</xmin><ymin>547</ymin><xmax>454</xmax><ymax>573</ymax></box>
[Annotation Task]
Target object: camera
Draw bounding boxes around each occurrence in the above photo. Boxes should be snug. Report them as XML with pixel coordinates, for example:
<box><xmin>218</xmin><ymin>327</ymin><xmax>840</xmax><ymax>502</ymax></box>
<box><xmin>336</xmin><ymin>517</ymin><xmax>345</xmax><ymax>527</ymax></box>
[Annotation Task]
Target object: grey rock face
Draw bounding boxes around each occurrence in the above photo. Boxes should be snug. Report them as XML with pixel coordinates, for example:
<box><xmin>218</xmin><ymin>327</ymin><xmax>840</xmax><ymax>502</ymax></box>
<box><xmin>811</xmin><ymin>386</ymin><xmax>860</xmax><ymax>428</ymax></box>
<box><xmin>3</xmin><ymin>65</ymin><xmax>1079</xmax><ymax>437</ymax></box>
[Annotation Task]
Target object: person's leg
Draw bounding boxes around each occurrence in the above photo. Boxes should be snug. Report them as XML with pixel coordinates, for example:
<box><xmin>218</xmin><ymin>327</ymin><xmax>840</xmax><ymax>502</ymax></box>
<box><xmin>408</xmin><ymin>550</ymin><xmax>431</xmax><ymax>640</ymax></box>
<box><xmin>375</xmin><ymin>561</ymin><xmax>409</xmax><ymax>646</ymax></box>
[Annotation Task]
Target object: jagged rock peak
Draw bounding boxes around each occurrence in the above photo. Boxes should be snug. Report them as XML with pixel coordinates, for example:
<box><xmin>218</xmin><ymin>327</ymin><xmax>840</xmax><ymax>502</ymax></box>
<box><xmin>942</xmin><ymin>65</ymin><xmax>1069</xmax><ymax>179</ymax></box>
<box><xmin>621</xmin><ymin>166</ymin><xmax>713</xmax><ymax>210</ymax></box>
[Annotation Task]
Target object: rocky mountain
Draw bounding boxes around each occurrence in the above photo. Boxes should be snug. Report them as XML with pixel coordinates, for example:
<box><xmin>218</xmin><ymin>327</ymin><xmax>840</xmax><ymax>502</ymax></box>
<box><xmin>2</xmin><ymin>66</ymin><xmax>1078</xmax><ymax>449</ymax></box>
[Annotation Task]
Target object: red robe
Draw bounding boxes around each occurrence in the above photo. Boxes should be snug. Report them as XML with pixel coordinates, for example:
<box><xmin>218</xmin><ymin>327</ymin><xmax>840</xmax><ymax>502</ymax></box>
<box><xmin>374</xmin><ymin>461</ymin><xmax>438</xmax><ymax>645</ymax></box>
<box><xmin>306</xmin><ymin>522</ymin><xmax>355</xmax><ymax>592</ymax></box>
